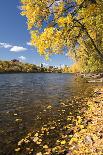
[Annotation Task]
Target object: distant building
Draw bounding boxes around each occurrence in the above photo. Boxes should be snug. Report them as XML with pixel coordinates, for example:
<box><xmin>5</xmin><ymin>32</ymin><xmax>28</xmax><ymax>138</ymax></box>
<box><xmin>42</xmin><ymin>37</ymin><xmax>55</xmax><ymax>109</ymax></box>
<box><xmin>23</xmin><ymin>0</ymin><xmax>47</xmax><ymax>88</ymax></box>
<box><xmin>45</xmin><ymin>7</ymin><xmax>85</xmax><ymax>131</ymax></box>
<box><xmin>40</xmin><ymin>63</ymin><xmax>43</xmax><ymax>68</ymax></box>
<box><xmin>11</xmin><ymin>59</ymin><xmax>19</xmax><ymax>63</ymax></box>
<box><xmin>49</xmin><ymin>66</ymin><xmax>54</xmax><ymax>69</ymax></box>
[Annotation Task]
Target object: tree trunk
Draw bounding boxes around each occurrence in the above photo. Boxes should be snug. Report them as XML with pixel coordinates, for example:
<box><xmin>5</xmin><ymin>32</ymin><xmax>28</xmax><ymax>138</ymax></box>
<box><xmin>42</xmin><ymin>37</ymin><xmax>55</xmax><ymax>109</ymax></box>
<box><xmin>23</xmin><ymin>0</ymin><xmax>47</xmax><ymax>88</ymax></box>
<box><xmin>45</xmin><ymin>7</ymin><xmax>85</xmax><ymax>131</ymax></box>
<box><xmin>84</xmin><ymin>28</ymin><xmax>103</xmax><ymax>61</ymax></box>
<box><xmin>74</xmin><ymin>19</ymin><xmax>103</xmax><ymax>61</ymax></box>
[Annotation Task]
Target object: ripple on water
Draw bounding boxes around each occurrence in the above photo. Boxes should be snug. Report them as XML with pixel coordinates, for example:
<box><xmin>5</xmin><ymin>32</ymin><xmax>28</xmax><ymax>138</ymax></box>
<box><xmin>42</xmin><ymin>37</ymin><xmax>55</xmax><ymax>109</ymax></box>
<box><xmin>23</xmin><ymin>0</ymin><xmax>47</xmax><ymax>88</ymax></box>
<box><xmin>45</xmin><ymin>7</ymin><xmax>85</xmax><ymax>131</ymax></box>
<box><xmin>0</xmin><ymin>73</ymin><xmax>95</xmax><ymax>155</ymax></box>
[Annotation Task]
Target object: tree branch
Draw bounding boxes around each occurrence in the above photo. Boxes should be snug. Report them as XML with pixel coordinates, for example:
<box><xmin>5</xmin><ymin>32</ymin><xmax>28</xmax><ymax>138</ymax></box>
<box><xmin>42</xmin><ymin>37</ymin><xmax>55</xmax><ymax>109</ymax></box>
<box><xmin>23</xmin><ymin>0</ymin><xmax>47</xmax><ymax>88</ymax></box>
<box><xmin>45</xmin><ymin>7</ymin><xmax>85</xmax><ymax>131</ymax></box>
<box><xmin>74</xmin><ymin>19</ymin><xmax>103</xmax><ymax>61</ymax></box>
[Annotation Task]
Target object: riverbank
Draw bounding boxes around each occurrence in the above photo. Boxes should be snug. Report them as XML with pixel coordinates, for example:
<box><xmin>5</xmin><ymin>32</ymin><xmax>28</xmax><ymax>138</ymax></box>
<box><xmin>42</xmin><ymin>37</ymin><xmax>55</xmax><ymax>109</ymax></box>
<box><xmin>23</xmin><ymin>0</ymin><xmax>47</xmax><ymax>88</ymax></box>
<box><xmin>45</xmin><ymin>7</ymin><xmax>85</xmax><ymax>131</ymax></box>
<box><xmin>68</xmin><ymin>86</ymin><xmax>103</xmax><ymax>154</ymax></box>
<box><xmin>75</xmin><ymin>73</ymin><xmax>103</xmax><ymax>83</ymax></box>
<box><xmin>14</xmin><ymin>85</ymin><xmax>103</xmax><ymax>155</ymax></box>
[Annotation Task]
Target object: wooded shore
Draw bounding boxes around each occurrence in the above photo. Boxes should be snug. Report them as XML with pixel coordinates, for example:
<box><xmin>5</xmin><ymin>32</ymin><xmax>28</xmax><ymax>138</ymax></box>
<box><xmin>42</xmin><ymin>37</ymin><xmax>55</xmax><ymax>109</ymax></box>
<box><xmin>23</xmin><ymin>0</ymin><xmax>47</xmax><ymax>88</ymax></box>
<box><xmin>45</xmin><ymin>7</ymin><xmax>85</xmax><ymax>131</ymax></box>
<box><xmin>0</xmin><ymin>60</ymin><xmax>62</xmax><ymax>73</ymax></box>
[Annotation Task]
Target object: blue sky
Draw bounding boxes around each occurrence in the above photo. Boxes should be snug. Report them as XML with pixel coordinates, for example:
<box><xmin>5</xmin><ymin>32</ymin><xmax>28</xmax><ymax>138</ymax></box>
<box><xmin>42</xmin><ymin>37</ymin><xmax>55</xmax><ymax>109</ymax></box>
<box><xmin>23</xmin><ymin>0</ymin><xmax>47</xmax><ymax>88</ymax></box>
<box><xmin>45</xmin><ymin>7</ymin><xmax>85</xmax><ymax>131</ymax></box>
<box><xmin>0</xmin><ymin>0</ymin><xmax>73</xmax><ymax>67</ymax></box>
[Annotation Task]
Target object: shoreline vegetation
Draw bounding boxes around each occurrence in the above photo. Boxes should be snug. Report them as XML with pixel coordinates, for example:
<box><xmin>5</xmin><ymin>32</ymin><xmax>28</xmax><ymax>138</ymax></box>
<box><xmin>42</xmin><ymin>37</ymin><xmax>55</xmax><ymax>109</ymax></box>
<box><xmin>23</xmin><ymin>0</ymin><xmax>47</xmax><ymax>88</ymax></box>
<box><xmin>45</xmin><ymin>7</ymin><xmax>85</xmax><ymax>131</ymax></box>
<box><xmin>0</xmin><ymin>60</ymin><xmax>103</xmax><ymax>78</ymax></box>
<box><xmin>14</xmin><ymin>86</ymin><xmax>103</xmax><ymax>155</ymax></box>
<box><xmin>0</xmin><ymin>60</ymin><xmax>64</xmax><ymax>73</ymax></box>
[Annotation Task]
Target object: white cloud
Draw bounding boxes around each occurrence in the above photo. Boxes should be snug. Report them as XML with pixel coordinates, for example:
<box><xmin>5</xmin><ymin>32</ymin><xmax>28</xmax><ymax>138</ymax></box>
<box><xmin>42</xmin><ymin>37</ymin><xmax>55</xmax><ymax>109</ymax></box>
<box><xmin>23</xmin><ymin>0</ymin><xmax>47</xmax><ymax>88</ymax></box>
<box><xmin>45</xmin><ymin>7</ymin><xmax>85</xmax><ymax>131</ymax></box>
<box><xmin>27</xmin><ymin>42</ymin><xmax>32</xmax><ymax>46</ymax></box>
<box><xmin>60</xmin><ymin>64</ymin><xmax>65</xmax><ymax>68</ymax></box>
<box><xmin>0</xmin><ymin>42</ymin><xmax>12</xmax><ymax>49</ymax></box>
<box><xmin>48</xmin><ymin>0</ymin><xmax>63</xmax><ymax>12</ymax></box>
<box><xmin>18</xmin><ymin>56</ymin><xmax>26</xmax><ymax>61</ymax></box>
<box><xmin>17</xmin><ymin>5</ymin><xmax>23</xmax><ymax>11</ymax></box>
<box><xmin>0</xmin><ymin>42</ymin><xmax>28</xmax><ymax>52</ymax></box>
<box><xmin>65</xmin><ymin>53</ymin><xmax>69</xmax><ymax>57</ymax></box>
<box><xmin>42</xmin><ymin>63</ymin><xmax>49</xmax><ymax>66</ymax></box>
<box><xmin>10</xmin><ymin>46</ymin><xmax>27</xmax><ymax>52</ymax></box>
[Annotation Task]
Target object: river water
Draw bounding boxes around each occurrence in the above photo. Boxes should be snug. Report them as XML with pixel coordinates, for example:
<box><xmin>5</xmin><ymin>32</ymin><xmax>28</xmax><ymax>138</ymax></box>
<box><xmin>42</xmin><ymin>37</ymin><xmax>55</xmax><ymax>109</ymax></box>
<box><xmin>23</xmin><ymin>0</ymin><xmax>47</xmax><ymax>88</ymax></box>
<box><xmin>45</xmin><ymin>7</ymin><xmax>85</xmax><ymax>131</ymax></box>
<box><xmin>0</xmin><ymin>73</ymin><xmax>94</xmax><ymax>155</ymax></box>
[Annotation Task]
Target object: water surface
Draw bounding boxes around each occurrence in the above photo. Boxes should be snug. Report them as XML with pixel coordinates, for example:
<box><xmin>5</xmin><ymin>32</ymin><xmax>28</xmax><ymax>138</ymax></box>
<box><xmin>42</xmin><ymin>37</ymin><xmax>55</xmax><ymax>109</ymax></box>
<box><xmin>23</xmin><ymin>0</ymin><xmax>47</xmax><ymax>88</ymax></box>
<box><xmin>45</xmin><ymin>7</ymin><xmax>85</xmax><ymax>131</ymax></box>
<box><xmin>0</xmin><ymin>73</ymin><xmax>93</xmax><ymax>155</ymax></box>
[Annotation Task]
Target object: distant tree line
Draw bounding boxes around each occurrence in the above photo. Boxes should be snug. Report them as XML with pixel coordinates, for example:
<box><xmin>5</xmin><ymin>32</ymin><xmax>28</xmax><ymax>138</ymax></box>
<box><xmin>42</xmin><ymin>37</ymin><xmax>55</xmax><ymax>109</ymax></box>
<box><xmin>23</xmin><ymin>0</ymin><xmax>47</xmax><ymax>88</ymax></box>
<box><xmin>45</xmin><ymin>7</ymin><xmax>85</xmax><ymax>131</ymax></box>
<box><xmin>0</xmin><ymin>60</ymin><xmax>63</xmax><ymax>73</ymax></box>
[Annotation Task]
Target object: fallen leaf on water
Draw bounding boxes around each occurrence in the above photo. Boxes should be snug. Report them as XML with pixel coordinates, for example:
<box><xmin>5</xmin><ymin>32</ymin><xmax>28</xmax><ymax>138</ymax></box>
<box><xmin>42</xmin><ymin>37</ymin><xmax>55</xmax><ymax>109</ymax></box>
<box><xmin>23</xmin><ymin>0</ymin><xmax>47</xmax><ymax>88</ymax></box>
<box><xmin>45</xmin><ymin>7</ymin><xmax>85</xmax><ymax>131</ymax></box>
<box><xmin>43</xmin><ymin>145</ymin><xmax>48</xmax><ymax>149</ymax></box>
<box><xmin>36</xmin><ymin>152</ymin><xmax>42</xmax><ymax>155</ymax></box>
<box><xmin>60</xmin><ymin>102</ymin><xmax>65</xmax><ymax>106</ymax></box>
<box><xmin>24</xmin><ymin>139</ymin><xmax>30</xmax><ymax>144</ymax></box>
<box><xmin>47</xmin><ymin>105</ymin><xmax>52</xmax><ymax>109</ymax></box>
<box><xmin>33</xmin><ymin>137</ymin><xmax>39</xmax><ymax>142</ymax></box>
<box><xmin>18</xmin><ymin>139</ymin><xmax>24</xmax><ymax>145</ymax></box>
<box><xmin>15</xmin><ymin>118</ymin><xmax>22</xmax><ymax>122</ymax></box>
<box><xmin>35</xmin><ymin>133</ymin><xmax>39</xmax><ymax>137</ymax></box>
<box><xmin>50</xmin><ymin>126</ymin><xmax>55</xmax><ymax>129</ymax></box>
<box><xmin>61</xmin><ymin>140</ymin><xmax>66</xmax><ymax>145</ymax></box>
<box><xmin>14</xmin><ymin>113</ymin><xmax>18</xmax><ymax>116</ymax></box>
<box><xmin>15</xmin><ymin>148</ymin><xmax>20</xmax><ymax>152</ymax></box>
<box><xmin>36</xmin><ymin>141</ymin><xmax>41</xmax><ymax>145</ymax></box>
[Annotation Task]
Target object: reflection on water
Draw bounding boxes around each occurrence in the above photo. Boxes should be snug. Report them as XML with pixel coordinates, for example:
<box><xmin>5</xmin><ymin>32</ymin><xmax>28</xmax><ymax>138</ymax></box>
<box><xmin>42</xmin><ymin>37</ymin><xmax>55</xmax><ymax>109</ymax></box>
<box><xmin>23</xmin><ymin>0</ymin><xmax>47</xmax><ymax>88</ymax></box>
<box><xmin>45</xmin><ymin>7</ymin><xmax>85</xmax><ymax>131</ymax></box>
<box><xmin>0</xmin><ymin>73</ymin><xmax>93</xmax><ymax>155</ymax></box>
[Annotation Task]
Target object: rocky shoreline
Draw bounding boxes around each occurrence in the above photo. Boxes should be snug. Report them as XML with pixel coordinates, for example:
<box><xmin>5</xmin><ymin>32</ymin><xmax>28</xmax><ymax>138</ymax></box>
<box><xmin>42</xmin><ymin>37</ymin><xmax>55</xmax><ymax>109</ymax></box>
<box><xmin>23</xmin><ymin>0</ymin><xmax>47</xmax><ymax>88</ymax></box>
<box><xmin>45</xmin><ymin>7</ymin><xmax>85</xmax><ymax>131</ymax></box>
<box><xmin>67</xmin><ymin>86</ymin><xmax>103</xmax><ymax>154</ymax></box>
<box><xmin>79</xmin><ymin>73</ymin><xmax>103</xmax><ymax>83</ymax></box>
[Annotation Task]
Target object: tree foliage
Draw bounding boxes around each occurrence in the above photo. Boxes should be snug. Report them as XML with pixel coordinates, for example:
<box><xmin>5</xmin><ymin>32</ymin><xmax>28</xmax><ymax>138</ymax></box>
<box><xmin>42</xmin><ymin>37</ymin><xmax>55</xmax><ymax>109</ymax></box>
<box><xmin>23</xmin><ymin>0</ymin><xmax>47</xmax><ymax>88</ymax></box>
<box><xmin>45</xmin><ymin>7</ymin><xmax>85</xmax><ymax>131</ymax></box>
<box><xmin>20</xmin><ymin>0</ymin><xmax>103</xmax><ymax>72</ymax></box>
<box><xmin>0</xmin><ymin>60</ymin><xmax>38</xmax><ymax>72</ymax></box>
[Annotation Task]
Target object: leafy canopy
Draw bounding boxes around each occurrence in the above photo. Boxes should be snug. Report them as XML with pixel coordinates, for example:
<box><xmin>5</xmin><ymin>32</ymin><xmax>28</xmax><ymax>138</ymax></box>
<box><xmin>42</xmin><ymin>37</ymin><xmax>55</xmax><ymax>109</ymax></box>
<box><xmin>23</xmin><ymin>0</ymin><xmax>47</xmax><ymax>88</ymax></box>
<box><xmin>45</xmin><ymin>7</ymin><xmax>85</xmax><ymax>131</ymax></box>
<box><xmin>20</xmin><ymin>0</ymin><xmax>103</xmax><ymax>71</ymax></box>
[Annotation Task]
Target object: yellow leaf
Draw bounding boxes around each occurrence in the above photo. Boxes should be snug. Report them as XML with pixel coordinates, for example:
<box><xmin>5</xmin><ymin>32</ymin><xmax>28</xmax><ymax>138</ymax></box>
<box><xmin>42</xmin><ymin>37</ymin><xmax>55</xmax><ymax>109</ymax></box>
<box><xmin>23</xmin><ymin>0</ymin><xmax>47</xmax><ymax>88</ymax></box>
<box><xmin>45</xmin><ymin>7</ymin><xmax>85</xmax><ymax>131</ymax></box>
<box><xmin>61</xmin><ymin>140</ymin><xmax>66</xmax><ymax>145</ymax></box>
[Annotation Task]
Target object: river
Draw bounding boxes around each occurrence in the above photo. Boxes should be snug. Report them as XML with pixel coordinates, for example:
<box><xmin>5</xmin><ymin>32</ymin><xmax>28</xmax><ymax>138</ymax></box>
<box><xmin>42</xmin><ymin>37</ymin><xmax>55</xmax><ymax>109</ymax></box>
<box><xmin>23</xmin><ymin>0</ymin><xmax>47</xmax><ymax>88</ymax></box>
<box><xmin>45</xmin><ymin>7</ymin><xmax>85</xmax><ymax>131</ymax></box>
<box><xmin>0</xmin><ymin>73</ymin><xmax>94</xmax><ymax>155</ymax></box>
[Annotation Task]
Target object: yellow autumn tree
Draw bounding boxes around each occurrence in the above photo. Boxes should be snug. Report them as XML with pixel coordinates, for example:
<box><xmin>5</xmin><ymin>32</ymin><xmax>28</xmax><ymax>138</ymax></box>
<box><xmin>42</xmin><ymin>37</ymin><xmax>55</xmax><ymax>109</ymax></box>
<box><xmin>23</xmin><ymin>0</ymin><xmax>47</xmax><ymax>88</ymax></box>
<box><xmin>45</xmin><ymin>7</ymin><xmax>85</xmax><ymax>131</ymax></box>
<box><xmin>20</xmin><ymin>0</ymin><xmax>103</xmax><ymax>70</ymax></box>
